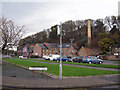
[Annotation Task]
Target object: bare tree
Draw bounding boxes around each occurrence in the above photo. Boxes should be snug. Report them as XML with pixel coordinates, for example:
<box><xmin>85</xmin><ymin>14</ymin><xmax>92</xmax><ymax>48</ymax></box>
<box><xmin>104</xmin><ymin>16</ymin><xmax>120</xmax><ymax>30</ymax></box>
<box><xmin>0</xmin><ymin>18</ymin><xmax>26</xmax><ymax>51</ymax></box>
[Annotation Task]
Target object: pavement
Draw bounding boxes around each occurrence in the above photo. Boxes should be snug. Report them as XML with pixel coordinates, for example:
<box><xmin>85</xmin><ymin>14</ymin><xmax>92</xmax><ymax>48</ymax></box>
<box><xmin>2</xmin><ymin>74</ymin><xmax>120</xmax><ymax>89</ymax></box>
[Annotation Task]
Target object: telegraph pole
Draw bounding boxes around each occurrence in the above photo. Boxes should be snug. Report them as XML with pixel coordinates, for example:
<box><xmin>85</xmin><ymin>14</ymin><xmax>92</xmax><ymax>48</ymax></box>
<box><xmin>59</xmin><ymin>22</ymin><xmax>62</xmax><ymax>79</ymax></box>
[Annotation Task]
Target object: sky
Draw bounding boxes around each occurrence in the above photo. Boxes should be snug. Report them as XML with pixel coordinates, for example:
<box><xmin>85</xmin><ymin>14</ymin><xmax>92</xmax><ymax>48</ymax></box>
<box><xmin>1</xmin><ymin>0</ymin><xmax>120</xmax><ymax>37</ymax></box>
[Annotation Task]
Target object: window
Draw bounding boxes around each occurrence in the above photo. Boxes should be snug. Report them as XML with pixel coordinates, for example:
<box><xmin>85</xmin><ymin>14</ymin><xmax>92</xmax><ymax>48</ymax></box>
<box><xmin>79</xmin><ymin>52</ymin><xmax>81</xmax><ymax>55</ymax></box>
<box><xmin>72</xmin><ymin>50</ymin><xmax>74</xmax><ymax>52</ymax></box>
<box><xmin>35</xmin><ymin>53</ymin><xmax>38</xmax><ymax>55</ymax></box>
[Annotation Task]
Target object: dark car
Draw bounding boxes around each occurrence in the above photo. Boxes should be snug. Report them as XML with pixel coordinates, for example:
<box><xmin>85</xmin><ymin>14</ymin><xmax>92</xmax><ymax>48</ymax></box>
<box><xmin>57</xmin><ymin>56</ymin><xmax>68</xmax><ymax>62</ymax></box>
<box><xmin>82</xmin><ymin>56</ymin><xmax>103</xmax><ymax>64</ymax></box>
<box><xmin>68</xmin><ymin>56</ymin><xmax>83</xmax><ymax>63</ymax></box>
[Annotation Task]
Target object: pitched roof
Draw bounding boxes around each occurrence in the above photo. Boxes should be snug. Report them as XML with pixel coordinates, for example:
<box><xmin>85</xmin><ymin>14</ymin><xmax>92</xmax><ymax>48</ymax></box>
<box><xmin>44</xmin><ymin>43</ymin><xmax>59</xmax><ymax>48</ymax></box>
<box><xmin>28</xmin><ymin>47</ymin><xmax>34</xmax><ymax>52</ymax></box>
<box><xmin>62</xmin><ymin>43</ymin><xmax>71</xmax><ymax>48</ymax></box>
<box><xmin>39</xmin><ymin>43</ymin><xmax>48</xmax><ymax>49</ymax></box>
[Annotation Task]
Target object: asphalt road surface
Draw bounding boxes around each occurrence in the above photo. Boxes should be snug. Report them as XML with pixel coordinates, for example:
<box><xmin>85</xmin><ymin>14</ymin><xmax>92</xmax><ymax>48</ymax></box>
<box><xmin>2</xmin><ymin>61</ymin><xmax>120</xmax><ymax>90</ymax></box>
<box><xmin>2</xmin><ymin>61</ymin><xmax>52</xmax><ymax>79</ymax></box>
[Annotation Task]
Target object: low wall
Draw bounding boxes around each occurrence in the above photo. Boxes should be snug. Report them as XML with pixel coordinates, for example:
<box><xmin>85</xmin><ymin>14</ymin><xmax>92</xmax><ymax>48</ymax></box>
<box><xmin>99</xmin><ymin>55</ymin><xmax>120</xmax><ymax>60</ymax></box>
<box><xmin>106</xmin><ymin>55</ymin><xmax>120</xmax><ymax>60</ymax></box>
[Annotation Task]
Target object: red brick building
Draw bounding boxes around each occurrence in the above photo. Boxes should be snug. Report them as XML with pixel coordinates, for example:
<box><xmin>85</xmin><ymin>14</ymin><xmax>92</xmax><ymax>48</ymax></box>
<box><xmin>33</xmin><ymin>43</ymin><xmax>78</xmax><ymax>57</ymax></box>
<box><xmin>78</xmin><ymin>47</ymin><xmax>100</xmax><ymax>57</ymax></box>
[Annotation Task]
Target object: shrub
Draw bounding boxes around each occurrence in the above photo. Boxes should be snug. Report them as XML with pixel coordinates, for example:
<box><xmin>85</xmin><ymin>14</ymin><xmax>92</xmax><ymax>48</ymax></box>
<box><xmin>30</xmin><ymin>55</ymin><xmax>39</xmax><ymax>58</ymax></box>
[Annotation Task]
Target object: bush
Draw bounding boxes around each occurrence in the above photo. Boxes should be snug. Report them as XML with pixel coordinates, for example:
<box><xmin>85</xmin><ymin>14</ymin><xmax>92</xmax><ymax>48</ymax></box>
<box><xmin>101</xmin><ymin>50</ymin><xmax>106</xmax><ymax>55</ymax></box>
<box><xmin>30</xmin><ymin>55</ymin><xmax>39</xmax><ymax>58</ymax></box>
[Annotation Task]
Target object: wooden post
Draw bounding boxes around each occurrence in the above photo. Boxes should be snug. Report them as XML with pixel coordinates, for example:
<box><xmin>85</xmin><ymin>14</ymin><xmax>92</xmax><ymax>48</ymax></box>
<box><xmin>32</xmin><ymin>70</ymin><xmax>34</xmax><ymax>78</ymax></box>
<box><xmin>42</xmin><ymin>70</ymin><xmax>43</xmax><ymax>79</ymax></box>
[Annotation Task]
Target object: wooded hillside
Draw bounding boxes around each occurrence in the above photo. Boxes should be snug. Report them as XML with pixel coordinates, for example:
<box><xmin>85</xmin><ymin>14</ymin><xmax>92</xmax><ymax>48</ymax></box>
<box><xmin>19</xmin><ymin>16</ymin><xmax>120</xmax><ymax>51</ymax></box>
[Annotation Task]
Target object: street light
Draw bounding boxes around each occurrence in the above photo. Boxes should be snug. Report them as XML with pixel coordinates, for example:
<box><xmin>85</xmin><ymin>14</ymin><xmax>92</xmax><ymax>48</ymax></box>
<box><xmin>70</xmin><ymin>38</ymin><xmax>74</xmax><ymax>46</ymax></box>
<box><xmin>59</xmin><ymin>22</ymin><xmax>62</xmax><ymax>79</ymax></box>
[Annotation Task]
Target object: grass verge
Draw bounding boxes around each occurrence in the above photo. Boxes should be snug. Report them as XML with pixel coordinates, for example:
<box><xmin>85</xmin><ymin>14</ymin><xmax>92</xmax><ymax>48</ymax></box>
<box><xmin>27</xmin><ymin>58</ymin><xmax>120</xmax><ymax>69</ymax></box>
<box><xmin>114</xmin><ymin>62</ymin><xmax>120</xmax><ymax>64</ymax></box>
<box><xmin>3</xmin><ymin>58</ymin><xmax>120</xmax><ymax>77</ymax></box>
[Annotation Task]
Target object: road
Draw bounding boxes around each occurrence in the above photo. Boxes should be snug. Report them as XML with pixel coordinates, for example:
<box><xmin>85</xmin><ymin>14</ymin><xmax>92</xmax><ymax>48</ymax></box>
<box><xmin>2</xmin><ymin>61</ymin><xmax>53</xmax><ymax>79</ymax></box>
<box><xmin>2</xmin><ymin>61</ymin><xmax>120</xmax><ymax>90</ymax></box>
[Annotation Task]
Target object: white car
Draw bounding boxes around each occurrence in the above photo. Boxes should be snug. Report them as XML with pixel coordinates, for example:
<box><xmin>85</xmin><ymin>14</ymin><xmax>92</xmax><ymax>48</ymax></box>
<box><xmin>43</xmin><ymin>54</ymin><xmax>60</xmax><ymax>61</ymax></box>
<box><xmin>42</xmin><ymin>55</ymin><xmax>48</xmax><ymax>59</ymax></box>
<box><xmin>19</xmin><ymin>56</ymin><xmax>23</xmax><ymax>59</ymax></box>
<box><xmin>49</xmin><ymin>54</ymin><xmax>60</xmax><ymax>61</ymax></box>
<box><xmin>44</xmin><ymin>55</ymin><xmax>52</xmax><ymax>60</ymax></box>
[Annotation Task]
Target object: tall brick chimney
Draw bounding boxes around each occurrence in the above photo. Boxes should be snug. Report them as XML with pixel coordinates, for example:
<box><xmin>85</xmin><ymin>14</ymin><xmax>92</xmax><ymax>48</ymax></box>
<box><xmin>88</xmin><ymin>19</ymin><xmax>91</xmax><ymax>48</ymax></box>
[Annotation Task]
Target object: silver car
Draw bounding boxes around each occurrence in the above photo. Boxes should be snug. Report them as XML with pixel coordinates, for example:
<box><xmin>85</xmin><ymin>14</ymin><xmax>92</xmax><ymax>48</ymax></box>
<box><xmin>82</xmin><ymin>56</ymin><xmax>103</xmax><ymax>64</ymax></box>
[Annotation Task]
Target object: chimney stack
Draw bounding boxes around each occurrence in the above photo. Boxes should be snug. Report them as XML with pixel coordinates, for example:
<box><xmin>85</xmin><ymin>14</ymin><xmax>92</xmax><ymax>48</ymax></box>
<box><xmin>88</xmin><ymin>19</ymin><xmax>91</xmax><ymax>48</ymax></box>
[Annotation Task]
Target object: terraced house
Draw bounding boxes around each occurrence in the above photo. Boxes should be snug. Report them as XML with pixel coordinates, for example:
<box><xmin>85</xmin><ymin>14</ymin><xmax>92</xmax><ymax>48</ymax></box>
<box><xmin>33</xmin><ymin>43</ymin><xmax>78</xmax><ymax>57</ymax></box>
<box><xmin>78</xmin><ymin>47</ymin><xmax>100</xmax><ymax>57</ymax></box>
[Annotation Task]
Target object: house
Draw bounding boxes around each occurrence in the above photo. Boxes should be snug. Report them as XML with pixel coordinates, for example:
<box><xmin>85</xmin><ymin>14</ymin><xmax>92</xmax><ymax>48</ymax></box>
<box><xmin>61</xmin><ymin>43</ymin><xmax>78</xmax><ymax>57</ymax></box>
<box><xmin>78</xmin><ymin>47</ymin><xmax>100</xmax><ymax>57</ymax></box>
<box><xmin>27</xmin><ymin>44</ymin><xmax>35</xmax><ymax>56</ymax></box>
<box><xmin>33</xmin><ymin>43</ymin><xmax>48</xmax><ymax>57</ymax></box>
<box><xmin>33</xmin><ymin>43</ymin><xmax>78</xmax><ymax>57</ymax></box>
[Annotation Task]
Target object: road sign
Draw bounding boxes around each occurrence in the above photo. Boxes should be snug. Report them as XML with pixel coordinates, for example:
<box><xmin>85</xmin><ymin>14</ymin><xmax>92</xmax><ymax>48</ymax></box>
<box><xmin>23</xmin><ymin>47</ymin><xmax>27</xmax><ymax>59</ymax></box>
<box><xmin>29</xmin><ymin>66</ymin><xmax>47</xmax><ymax>79</ymax></box>
<box><xmin>29</xmin><ymin>67</ymin><xmax>47</xmax><ymax>71</ymax></box>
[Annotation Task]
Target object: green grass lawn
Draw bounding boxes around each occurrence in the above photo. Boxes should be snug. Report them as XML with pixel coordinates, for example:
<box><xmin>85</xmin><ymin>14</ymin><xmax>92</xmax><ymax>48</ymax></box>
<box><xmin>26</xmin><ymin>58</ymin><xmax>120</xmax><ymax>69</ymax></box>
<box><xmin>3</xmin><ymin>59</ymin><xmax>120</xmax><ymax>77</ymax></box>
<box><xmin>114</xmin><ymin>62</ymin><xmax>120</xmax><ymax>64</ymax></box>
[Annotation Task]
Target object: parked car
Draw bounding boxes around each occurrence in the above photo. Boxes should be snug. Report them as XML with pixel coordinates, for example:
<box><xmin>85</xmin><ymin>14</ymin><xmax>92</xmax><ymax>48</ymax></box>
<box><xmin>53</xmin><ymin>58</ymin><xmax>58</xmax><ymax>61</ymax></box>
<box><xmin>68</xmin><ymin>56</ymin><xmax>83</xmax><ymax>63</ymax></box>
<box><xmin>57</xmin><ymin>56</ymin><xmax>68</xmax><ymax>62</ymax></box>
<box><xmin>42</xmin><ymin>55</ymin><xmax>48</xmax><ymax>59</ymax></box>
<box><xmin>49</xmin><ymin>54</ymin><xmax>60</xmax><ymax>61</ymax></box>
<box><xmin>82</xmin><ymin>56</ymin><xmax>103</xmax><ymax>64</ymax></box>
<box><xmin>67</xmin><ymin>56</ymin><xmax>72</xmax><ymax>62</ymax></box>
<box><xmin>19</xmin><ymin>56</ymin><xmax>23</xmax><ymax>59</ymax></box>
<box><xmin>44</xmin><ymin>54</ymin><xmax>60</xmax><ymax>61</ymax></box>
<box><xmin>44</xmin><ymin>55</ymin><xmax>52</xmax><ymax>60</ymax></box>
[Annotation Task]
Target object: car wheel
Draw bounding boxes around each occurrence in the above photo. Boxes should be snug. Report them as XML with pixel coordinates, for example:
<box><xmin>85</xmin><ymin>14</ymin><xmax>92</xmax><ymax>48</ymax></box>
<box><xmin>99</xmin><ymin>61</ymin><xmax>102</xmax><ymax>64</ymax></box>
<box><xmin>89</xmin><ymin>61</ymin><xmax>92</xmax><ymax>64</ymax></box>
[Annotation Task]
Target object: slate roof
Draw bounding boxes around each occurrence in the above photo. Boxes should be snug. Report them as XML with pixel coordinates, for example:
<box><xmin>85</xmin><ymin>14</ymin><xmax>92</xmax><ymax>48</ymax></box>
<box><xmin>44</xmin><ymin>43</ymin><xmax>59</xmax><ymax>48</ymax></box>
<box><xmin>39</xmin><ymin>43</ymin><xmax>48</xmax><ymax>49</ymax></box>
<box><xmin>28</xmin><ymin>47</ymin><xmax>34</xmax><ymax>52</ymax></box>
<box><xmin>58</xmin><ymin>43</ymin><xmax>74</xmax><ymax>48</ymax></box>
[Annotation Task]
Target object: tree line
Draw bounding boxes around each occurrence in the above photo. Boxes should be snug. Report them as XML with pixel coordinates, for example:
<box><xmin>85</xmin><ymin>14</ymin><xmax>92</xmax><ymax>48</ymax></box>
<box><xmin>19</xmin><ymin>16</ymin><xmax>120</xmax><ymax>52</ymax></box>
<box><xmin>1</xmin><ymin>16</ymin><xmax>120</xmax><ymax>53</ymax></box>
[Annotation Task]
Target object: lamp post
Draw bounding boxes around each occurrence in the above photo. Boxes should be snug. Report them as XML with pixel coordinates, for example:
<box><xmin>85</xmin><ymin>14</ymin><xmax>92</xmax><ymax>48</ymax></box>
<box><xmin>59</xmin><ymin>22</ymin><xmax>62</xmax><ymax>79</ymax></box>
<box><xmin>70</xmin><ymin>38</ymin><xmax>74</xmax><ymax>46</ymax></box>
<box><xmin>70</xmin><ymin>38</ymin><xmax>74</xmax><ymax>57</ymax></box>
